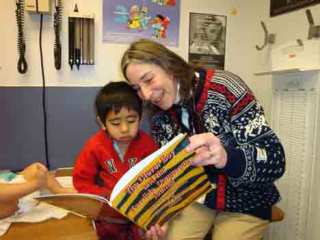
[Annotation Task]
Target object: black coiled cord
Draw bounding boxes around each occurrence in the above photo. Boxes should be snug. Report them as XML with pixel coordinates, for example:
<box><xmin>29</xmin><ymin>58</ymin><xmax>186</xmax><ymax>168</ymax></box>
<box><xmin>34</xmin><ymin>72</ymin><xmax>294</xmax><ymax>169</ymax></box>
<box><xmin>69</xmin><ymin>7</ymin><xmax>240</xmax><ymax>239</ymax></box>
<box><xmin>16</xmin><ymin>0</ymin><xmax>28</xmax><ymax>74</ymax></box>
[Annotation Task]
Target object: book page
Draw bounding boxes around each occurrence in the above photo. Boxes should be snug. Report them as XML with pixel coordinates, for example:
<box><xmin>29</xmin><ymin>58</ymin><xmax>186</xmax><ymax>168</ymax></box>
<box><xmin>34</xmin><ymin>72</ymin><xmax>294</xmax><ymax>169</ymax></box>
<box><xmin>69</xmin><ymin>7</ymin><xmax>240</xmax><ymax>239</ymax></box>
<box><xmin>55</xmin><ymin>176</ymin><xmax>74</xmax><ymax>188</ymax></box>
<box><xmin>35</xmin><ymin>193</ymin><xmax>110</xmax><ymax>219</ymax></box>
<box><xmin>36</xmin><ymin>193</ymin><xmax>109</xmax><ymax>205</ymax></box>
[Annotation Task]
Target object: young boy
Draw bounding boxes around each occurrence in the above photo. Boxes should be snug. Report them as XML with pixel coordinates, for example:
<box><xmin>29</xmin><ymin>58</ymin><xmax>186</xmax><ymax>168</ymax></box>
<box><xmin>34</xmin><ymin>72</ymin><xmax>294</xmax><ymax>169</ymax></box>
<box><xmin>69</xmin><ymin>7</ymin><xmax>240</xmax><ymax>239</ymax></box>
<box><xmin>72</xmin><ymin>81</ymin><xmax>158</xmax><ymax>240</ymax></box>
<box><xmin>0</xmin><ymin>162</ymin><xmax>48</xmax><ymax>219</ymax></box>
<box><xmin>0</xmin><ymin>162</ymin><xmax>76</xmax><ymax>220</ymax></box>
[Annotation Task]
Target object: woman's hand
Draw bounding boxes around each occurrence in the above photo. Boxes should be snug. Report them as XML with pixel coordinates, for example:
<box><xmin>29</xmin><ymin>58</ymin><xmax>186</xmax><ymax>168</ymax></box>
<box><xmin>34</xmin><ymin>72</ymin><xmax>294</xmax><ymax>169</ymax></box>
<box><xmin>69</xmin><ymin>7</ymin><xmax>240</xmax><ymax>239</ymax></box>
<box><xmin>186</xmin><ymin>133</ymin><xmax>227</xmax><ymax>168</ymax></box>
<box><xmin>145</xmin><ymin>223</ymin><xmax>167</xmax><ymax>240</ymax></box>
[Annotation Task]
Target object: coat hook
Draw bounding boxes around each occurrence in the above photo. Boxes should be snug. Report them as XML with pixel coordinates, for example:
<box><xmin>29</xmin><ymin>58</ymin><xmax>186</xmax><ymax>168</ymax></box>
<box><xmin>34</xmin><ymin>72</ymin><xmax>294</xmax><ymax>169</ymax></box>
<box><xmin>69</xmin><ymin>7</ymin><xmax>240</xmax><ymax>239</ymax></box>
<box><xmin>306</xmin><ymin>9</ymin><xmax>320</xmax><ymax>39</ymax></box>
<box><xmin>296</xmin><ymin>39</ymin><xmax>303</xmax><ymax>46</ymax></box>
<box><xmin>74</xmin><ymin>3</ymin><xmax>78</xmax><ymax>12</ymax></box>
<box><xmin>256</xmin><ymin>21</ymin><xmax>276</xmax><ymax>51</ymax></box>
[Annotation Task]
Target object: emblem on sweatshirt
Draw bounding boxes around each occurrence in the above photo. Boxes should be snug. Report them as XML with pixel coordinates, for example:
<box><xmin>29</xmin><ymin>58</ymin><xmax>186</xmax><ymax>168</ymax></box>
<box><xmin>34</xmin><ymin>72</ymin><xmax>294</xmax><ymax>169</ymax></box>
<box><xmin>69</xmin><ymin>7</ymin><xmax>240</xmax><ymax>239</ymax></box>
<box><xmin>105</xmin><ymin>159</ymin><xmax>117</xmax><ymax>173</ymax></box>
<box><xmin>128</xmin><ymin>157</ymin><xmax>137</xmax><ymax>168</ymax></box>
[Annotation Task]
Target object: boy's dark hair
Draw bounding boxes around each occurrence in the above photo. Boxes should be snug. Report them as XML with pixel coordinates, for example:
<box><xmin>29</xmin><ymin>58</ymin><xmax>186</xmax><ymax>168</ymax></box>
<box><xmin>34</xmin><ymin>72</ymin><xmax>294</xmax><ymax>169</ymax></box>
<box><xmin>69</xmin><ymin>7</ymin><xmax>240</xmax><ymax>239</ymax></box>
<box><xmin>95</xmin><ymin>81</ymin><xmax>142</xmax><ymax>125</ymax></box>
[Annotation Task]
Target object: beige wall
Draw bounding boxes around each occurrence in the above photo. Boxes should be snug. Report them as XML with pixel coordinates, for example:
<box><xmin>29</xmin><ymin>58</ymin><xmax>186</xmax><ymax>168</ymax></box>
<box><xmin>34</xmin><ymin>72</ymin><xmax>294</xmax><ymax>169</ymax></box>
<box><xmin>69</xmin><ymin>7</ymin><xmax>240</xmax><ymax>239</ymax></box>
<box><xmin>2</xmin><ymin>1</ymin><xmax>320</xmax><ymax>117</ymax></box>
<box><xmin>0</xmin><ymin>0</ymin><xmax>268</xmax><ymax>107</ymax></box>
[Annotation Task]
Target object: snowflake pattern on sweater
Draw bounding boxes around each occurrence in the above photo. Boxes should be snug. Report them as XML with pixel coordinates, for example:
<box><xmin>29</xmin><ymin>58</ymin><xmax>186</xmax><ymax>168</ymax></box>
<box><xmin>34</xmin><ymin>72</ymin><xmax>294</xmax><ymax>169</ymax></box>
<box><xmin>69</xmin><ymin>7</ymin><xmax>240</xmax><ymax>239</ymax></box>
<box><xmin>151</xmin><ymin>69</ymin><xmax>285</xmax><ymax>219</ymax></box>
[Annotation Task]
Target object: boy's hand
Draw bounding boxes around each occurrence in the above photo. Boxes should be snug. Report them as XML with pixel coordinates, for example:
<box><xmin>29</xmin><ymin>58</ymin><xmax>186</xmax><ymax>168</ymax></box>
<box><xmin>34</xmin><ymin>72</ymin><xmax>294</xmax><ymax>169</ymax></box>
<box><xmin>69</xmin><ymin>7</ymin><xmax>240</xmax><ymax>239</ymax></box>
<box><xmin>46</xmin><ymin>172</ymin><xmax>77</xmax><ymax>194</ymax></box>
<box><xmin>21</xmin><ymin>162</ymin><xmax>48</xmax><ymax>188</ymax></box>
<box><xmin>46</xmin><ymin>172</ymin><xmax>62</xmax><ymax>193</ymax></box>
<box><xmin>145</xmin><ymin>223</ymin><xmax>167</xmax><ymax>240</ymax></box>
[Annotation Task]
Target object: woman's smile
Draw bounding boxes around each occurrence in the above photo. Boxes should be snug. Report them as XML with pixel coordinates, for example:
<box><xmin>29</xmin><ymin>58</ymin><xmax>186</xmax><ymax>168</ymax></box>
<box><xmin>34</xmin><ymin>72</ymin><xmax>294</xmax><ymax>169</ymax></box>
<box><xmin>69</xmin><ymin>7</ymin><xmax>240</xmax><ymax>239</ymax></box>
<box><xmin>126</xmin><ymin>63</ymin><xmax>177</xmax><ymax>110</ymax></box>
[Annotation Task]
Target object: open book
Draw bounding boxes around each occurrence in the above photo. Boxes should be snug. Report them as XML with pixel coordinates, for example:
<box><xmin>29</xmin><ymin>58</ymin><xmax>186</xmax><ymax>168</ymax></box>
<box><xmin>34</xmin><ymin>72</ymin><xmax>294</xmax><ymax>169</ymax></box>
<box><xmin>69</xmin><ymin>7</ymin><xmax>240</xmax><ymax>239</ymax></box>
<box><xmin>35</xmin><ymin>133</ymin><xmax>213</xmax><ymax>230</ymax></box>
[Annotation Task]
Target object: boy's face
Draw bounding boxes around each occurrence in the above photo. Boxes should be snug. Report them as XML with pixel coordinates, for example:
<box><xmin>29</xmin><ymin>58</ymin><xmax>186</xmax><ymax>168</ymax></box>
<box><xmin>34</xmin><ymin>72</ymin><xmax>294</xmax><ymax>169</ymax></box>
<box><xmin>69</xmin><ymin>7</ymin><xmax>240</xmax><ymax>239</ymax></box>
<box><xmin>103</xmin><ymin>107</ymin><xmax>140</xmax><ymax>144</ymax></box>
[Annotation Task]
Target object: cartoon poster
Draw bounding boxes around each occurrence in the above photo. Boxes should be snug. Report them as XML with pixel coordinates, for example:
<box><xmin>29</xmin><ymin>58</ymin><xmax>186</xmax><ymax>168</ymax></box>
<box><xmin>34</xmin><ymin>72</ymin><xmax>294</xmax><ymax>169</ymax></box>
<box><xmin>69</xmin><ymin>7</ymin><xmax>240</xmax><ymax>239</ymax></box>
<box><xmin>103</xmin><ymin>0</ymin><xmax>180</xmax><ymax>46</ymax></box>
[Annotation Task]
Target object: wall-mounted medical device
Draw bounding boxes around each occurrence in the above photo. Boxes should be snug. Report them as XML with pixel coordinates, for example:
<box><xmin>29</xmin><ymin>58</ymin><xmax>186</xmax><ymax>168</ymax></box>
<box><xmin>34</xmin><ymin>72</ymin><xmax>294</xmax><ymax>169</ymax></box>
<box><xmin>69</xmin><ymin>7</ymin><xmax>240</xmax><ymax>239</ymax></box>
<box><xmin>68</xmin><ymin>11</ymin><xmax>95</xmax><ymax>70</ymax></box>
<box><xmin>25</xmin><ymin>0</ymin><xmax>51</xmax><ymax>14</ymax></box>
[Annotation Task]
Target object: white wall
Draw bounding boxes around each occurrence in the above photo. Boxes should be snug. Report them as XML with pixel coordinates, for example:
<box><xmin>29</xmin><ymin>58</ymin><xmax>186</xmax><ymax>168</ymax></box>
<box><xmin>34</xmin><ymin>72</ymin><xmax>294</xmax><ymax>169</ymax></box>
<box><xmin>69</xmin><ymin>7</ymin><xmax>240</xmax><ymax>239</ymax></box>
<box><xmin>4</xmin><ymin>1</ymin><xmax>319</xmax><ymax>117</ymax></box>
<box><xmin>0</xmin><ymin>0</ymin><xmax>268</xmax><ymax>102</ymax></box>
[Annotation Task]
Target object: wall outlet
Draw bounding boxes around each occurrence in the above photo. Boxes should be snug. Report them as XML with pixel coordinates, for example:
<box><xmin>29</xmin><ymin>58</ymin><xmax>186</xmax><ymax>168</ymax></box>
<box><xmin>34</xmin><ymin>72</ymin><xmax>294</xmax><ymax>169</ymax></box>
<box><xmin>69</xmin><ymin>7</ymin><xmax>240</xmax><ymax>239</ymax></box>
<box><xmin>25</xmin><ymin>0</ymin><xmax>51</xmax><ymax>14</ymax></box>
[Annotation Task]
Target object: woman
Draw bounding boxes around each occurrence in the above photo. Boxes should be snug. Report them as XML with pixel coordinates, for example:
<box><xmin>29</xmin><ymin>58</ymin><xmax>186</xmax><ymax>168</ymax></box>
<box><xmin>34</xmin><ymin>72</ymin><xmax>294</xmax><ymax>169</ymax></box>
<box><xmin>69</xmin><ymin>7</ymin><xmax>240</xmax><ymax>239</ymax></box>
<box><xmin>120</xmin><ymin>39</ymin><xmax>285</xmax><ymax>240</ymax></box>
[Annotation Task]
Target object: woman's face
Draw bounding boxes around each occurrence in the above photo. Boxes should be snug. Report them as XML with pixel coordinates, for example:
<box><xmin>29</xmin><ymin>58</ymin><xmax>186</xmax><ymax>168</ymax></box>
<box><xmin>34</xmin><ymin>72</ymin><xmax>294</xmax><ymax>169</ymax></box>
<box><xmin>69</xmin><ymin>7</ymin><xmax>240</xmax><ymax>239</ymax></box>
<box><xmin>126</xmin><ymin>63</ymin><xmax>177</xmax><ymax>110</ymax></box>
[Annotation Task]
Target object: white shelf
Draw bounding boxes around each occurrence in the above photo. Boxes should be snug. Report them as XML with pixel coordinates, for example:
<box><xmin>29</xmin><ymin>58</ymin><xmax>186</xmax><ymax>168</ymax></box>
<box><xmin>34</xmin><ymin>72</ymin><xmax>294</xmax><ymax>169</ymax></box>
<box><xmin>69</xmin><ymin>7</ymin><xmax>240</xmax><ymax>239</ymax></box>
<box><xmin>255</xmin><ymin>67</ymin><xmax>320</xmax><ymax>76</ymax></box>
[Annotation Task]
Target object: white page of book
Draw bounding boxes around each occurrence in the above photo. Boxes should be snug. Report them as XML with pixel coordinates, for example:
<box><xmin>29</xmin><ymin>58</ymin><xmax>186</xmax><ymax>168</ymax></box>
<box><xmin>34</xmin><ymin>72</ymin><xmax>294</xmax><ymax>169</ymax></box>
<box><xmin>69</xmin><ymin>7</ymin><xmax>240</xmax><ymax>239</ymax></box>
<box><xmin>56</xmin><ymin>176</ymin><xmax>74</xmax><ymax>188</ymax></box>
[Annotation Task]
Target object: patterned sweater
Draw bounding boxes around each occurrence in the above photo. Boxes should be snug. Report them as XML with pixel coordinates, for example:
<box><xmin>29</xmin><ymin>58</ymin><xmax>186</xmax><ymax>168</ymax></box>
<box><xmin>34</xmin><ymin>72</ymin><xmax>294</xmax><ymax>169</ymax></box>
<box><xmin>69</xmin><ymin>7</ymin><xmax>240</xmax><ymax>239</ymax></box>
<box><xmin>151</xmin><ymin>69</ymin><xmax>285</xmax><ymax>220</ymax></box>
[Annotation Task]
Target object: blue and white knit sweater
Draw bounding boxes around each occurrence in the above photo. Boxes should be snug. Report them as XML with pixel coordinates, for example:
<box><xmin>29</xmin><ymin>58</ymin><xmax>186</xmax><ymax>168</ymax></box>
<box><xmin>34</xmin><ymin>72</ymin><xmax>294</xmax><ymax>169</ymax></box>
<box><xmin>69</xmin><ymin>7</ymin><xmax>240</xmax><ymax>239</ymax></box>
<box><xmin>151</xmin><ymin>69</ymin><xmax>285</xmax><ymax>220</ymax></box>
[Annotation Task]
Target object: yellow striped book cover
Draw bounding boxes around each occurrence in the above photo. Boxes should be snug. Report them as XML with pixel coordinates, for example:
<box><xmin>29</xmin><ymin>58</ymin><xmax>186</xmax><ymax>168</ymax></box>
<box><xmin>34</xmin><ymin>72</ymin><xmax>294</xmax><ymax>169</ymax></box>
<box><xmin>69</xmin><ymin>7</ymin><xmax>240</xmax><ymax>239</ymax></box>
<box><xmin>110</xmin><ymin>133</ymin><xmax>213</xmax><ymax>230</ymax></box>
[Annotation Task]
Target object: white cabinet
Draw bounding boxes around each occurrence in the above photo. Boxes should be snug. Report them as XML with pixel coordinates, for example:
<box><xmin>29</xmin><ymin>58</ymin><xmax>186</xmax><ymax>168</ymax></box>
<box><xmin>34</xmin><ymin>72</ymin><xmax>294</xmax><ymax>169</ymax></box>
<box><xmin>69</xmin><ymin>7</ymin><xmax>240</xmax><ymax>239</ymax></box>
<box><xmin>265</xmin><ymin>71</ymin><xmax>320</xmax><ymax>240</ymax></box>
